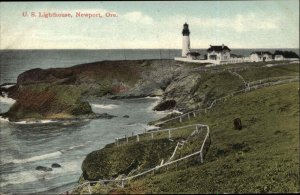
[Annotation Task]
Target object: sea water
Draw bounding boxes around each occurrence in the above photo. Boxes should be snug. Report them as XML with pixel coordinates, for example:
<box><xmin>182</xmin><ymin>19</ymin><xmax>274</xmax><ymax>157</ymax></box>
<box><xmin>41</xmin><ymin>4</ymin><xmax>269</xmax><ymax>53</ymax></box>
<box><xmin>0</xmin><ymin>49</ymin><xmax>299</xmax><ymax>193</ymax></box>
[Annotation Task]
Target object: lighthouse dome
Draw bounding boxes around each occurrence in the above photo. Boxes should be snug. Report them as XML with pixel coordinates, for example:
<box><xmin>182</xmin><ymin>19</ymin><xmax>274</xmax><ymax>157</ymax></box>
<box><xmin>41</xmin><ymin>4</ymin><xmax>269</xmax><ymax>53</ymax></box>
<box><xmin>182</xmin><ymin>22</ymin><xmax>190</xmax><ymax>36</ymax></box>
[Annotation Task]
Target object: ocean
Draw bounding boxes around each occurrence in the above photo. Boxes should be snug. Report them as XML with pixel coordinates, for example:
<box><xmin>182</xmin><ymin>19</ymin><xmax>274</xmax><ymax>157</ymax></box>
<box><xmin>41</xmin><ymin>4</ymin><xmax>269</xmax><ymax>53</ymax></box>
<box><xmin>1</xmin><ymin>49</ymin><xmax>299</xmax><ymax>84</ymax></box>
<box><xmin>0</xmin><ymin>49</ymin><xmax>299</xmax><ymax>194</ymax></box>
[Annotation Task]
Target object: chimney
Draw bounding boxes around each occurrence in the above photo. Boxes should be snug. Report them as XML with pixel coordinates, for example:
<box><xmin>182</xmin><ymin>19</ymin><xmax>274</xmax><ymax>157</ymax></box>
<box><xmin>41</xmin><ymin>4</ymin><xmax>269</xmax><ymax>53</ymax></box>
<box><xmin>222</xmin><ymin>44</ymin><xmax>224</xmax><ymax>49</ymax></box>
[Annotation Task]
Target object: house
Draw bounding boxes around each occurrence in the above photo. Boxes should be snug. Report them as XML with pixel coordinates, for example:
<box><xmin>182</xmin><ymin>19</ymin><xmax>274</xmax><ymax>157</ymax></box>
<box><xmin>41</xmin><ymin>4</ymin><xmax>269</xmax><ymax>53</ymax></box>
<box><xmin>207</xmin><ymin>44</ymin><xmax>231</xmax><ymax>61</ymax></box>
<box><xmin>187</xmin><ymin>51</ymin><xmax>200</xmax><ymax>60</ymax></box>
<box><xmin>250</xmin><ymin>51</ymin><xmax>273</xmax><ymax>62</ymax></box>
<box><xmin>274</xmin><ymin>54</ymin><xmax>284</xmax><ymax>61</ymax></box>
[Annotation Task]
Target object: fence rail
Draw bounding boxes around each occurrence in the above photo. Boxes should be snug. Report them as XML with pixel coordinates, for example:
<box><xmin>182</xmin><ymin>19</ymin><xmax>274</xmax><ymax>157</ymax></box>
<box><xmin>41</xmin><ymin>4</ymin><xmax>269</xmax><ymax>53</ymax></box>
<box><xmin>60</xmin><ymin>73</ymin><xmax>299</xmax><ymax>194</ymax></box>
<box><xmin>154</xmin><ymin>76</ymin><xmax>299</xmax><ymax>126</ymax></box>
<box><xmin>60</xmin><ymin>124</ymin><xmax>210</xmax><ymax>195</ymax></box>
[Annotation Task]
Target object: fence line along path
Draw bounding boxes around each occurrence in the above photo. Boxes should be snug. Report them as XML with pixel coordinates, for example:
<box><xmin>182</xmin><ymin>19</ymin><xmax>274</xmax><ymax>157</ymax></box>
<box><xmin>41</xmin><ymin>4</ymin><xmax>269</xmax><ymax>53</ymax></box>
<box><xmin>61</xmin><ymin>124</ymin><xmax>210</xmax><ymax>195</ymax></box>
<box><xmin>60</xmin><ymin>74</ymin><xmax>299</xmax><ymax>195</ymax></box>
<box><xmin>154</xmin><ymin>75</ymin><xmax>299</xmax><ymax>126</ymax></box>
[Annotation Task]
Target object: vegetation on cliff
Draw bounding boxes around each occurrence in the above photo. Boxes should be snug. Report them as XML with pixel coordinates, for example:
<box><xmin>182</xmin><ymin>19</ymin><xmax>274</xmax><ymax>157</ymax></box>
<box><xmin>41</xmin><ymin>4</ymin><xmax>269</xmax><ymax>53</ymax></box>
<box><xmin>76</xmin><ymin>62</ymin><xmax>299</xmax><ymax>194</ymax></box>
<box><xmin>3</xmin><ymin>60</ymin><xmax>181</xmax><ymax>121</ymax></box>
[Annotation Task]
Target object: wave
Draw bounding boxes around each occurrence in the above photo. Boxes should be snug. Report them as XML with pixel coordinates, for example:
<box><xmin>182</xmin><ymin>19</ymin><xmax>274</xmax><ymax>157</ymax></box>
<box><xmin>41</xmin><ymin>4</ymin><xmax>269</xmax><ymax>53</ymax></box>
<box><xmin>0</xmin><ymin>93</ymin><xmax>16</xmax><ymax>105</ymax></box>
<box><xmin>12</xmin><ymin>120</ymin><xmax>58</xmax><ymax>125</ymax></box>
<box><xmin>68</xmin><ymin>144</ymin><xmax>85</xmax><ymax>150</ymax></box>
<box><xmin>146</xmin><ymin>125</ymin><xmax>160</xmax><ymax>131</ymax></box>
<box><xmin>145</xmin><ymin>96</ymin><xmax>161</xmax><ymax>100</ymax></box>
<box><xmin>0</xmin><ymin>84</ymin><xmax>15</xmax><ymax>89</ymax></box>
<box><xmin>0</xmin><ymin>116</ymin><xmax>9</xmax><ymax>122</ymax></box>
<box><xmin>0</xmin><ymin>170</ymin><xmax>43</xmax><ymax>188</ymax></box>
<box><xmin>3</xmin><ymin>151</ymin><xmax>62</xmax><ymax>164</ymax></box>
<box><xmin>91</xmin><ymin>103</ymin><xmax>118</xmax><ymax>109</ymax></box>
<box><xmin>0</xmin><ymin>160</ymin><xmax>80</xmax><ymax>188</ymax></box>
<box><xmin>155</xmin><ymin>109</ymin><xmax>183</xmax><ymax>115</ymax></box>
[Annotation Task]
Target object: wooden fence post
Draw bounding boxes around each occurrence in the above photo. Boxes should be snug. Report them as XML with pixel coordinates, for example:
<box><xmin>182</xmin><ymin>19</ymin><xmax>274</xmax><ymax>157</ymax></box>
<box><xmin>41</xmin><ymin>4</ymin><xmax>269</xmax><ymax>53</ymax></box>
<box><xmin>168</xmin><ymin>130</ymin><xmax>171</xmax><ymax>139</ymax></box>
<box><xmin>137</xmin><ymin>134</ymin><xmax>139</xmax><ymax>142</ymax></box>
<box><xmin>126</xmin><ymin>135</ymin><xmax>128</xmax><ymax>143</ymax></box>
<box><xmin>179</xmin><ymin>116</ymin><xmax>182</xmax><ymax>123</ymax></box>
<box><xmin>151</xmin><ymin>133</ymin><xmax>154</xmax><ymax>139</ymax></box>
<box><xmin>87</xmin><ymin>183</ymin><xmax>92</xmax><ymax>194</ymax></box>
<box><xmin>188</xmin><ymin>113</ymin><xmax>190</xmax><ymax>120</ymax></box>
<box><xmin>200</xmin><ymin>151</ymin><xmax>203</xmax><ymax>163</ymax></box>
<box><xmin>121</xmin><ymin>180</ymin><xmax>124</xmax><ymax>188</ymax></box>
<box><xmin>193</xmin><ymin>112</ymin><xmax>196</xmax><ymax>117</ymax></box>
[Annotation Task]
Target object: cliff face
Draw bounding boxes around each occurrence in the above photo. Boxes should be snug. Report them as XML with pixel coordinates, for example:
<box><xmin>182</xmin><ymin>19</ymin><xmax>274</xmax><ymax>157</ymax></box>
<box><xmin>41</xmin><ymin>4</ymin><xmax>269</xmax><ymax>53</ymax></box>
<box><xmin>3</xmin><ymin>59</ymin><xmax>249</xmax><ymax>121</ymax></box>
<box><xmin>3</xmin><ymin>60</ymin><xmax>187</xmax><ymax>121</ymax></box>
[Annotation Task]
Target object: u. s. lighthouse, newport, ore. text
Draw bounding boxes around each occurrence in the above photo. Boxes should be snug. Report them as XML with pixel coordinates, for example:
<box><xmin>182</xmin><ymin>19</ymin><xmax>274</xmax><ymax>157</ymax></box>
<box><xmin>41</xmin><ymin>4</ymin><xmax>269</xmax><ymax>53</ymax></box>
<box><xmin>22</xmin><ymin>11</ymin><xmax>118</xmax><ymax>19</ymax></box>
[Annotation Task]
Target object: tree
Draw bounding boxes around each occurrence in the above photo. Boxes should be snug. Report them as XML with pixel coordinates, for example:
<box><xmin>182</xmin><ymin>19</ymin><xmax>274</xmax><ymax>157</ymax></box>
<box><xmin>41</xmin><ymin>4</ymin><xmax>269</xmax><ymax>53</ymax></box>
<box><xmin>274</xmin><ymin>50</ymin><xmax>299</xmax><ymax>58</ymax></box>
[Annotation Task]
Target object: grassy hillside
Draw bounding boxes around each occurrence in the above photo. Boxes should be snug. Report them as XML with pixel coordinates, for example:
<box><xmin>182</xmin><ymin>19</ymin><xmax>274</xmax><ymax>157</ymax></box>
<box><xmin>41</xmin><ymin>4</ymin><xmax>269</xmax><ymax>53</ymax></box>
<box><xmin>123</xmin><ymin>82</ymin><xmax>299</xmax><ymax>193</ymax></box>
<box><xmin>74</xmin><ymin>62</ymin><xmax>299</xmax><ymax>194</ymax></box>
<box><xmin>78</xmin><ymin>81</ymin><xmax>299</xmax><ymax>194</ymax></box>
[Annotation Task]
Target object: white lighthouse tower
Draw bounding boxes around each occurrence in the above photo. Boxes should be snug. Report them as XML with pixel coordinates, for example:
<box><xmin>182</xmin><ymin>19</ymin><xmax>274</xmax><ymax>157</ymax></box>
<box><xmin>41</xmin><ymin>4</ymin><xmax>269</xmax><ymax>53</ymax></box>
<box><xmin>182</xmin><ymin>22</ymin><xmax>190</xmax><ymax>57</ymax></box>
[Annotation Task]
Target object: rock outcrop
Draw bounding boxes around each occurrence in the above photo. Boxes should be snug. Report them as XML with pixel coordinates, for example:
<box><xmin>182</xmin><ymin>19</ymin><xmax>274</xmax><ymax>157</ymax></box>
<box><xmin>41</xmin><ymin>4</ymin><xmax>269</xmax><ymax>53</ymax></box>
<box><xmin>36</xmin><ymin>166</ymin><xmax>52</xmax><ymax>172</ymax></box>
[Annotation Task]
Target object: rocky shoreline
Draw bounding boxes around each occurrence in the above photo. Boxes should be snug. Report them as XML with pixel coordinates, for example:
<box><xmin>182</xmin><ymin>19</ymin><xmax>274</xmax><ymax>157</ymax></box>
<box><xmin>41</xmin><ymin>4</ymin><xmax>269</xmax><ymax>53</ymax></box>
<box><xmin>1</xmin><ymin>59</ymin><xmax>209</xmax><ymax>122</ymax></box>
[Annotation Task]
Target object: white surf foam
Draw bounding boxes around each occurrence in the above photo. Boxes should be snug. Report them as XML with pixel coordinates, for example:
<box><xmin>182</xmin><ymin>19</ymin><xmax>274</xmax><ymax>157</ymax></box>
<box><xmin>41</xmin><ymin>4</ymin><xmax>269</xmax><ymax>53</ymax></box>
<box><xmin>155</xmin><ymin>109</ymin><xmax>183</xmax><ymax>115</ymax></box>
<box><xmin>145</xmin><ymin>96</ymin><xmax>161</xmax><ymax>100</ymax></box>
<box><xmin>0</xmin><ymin>93</ymin><xmax>16</xmax><ymax>105</ymax></box>
<box><xmin>146</xmin><ymin>125</ymin><xmax>160</xmax><ymax>131</ymax></box>
<box><xmin>0</xmin><ymin>116</ymin><xmax>9</xmax><ymax>122</ymax></box>
<box><xmin>0</xmin><ymin>160</ymin><xmax>80</xmax><ymax>188</ymax></box>
<box><xmin>68</xmin><ymin>144</ymin><xmax>85</xmax><ymax>150</ymax></box>
<box><xmin>0</xmin><ymin>170</ymin><xmax>43</xmax><ymax>187</ymax></box>
<box><xmin>0</xmin><ymin>84</ymin><xmax>15</xmax><ymax>89</ymax></box>
<box><xmin>7</xmin><ymin>151</ymin><xmax>62</xmax><ymax>164</ymax></box>
<box><xmin>91</xmin><ymin>104</ymin><xmax>118</xmax><ymax>109</ymax></box>
<box><xmin>12</xmin><ymin>120</ymin><xmax>57</xmax><ymax>125</ymax></box>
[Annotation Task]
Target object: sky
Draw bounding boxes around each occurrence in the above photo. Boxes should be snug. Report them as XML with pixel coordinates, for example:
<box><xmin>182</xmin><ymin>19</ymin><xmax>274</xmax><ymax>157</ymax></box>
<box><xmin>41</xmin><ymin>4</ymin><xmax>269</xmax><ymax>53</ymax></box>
<box><xmin>0</xmin><ymin>1</ymin><xmax>299</xmax><ymax>49</ymax></box>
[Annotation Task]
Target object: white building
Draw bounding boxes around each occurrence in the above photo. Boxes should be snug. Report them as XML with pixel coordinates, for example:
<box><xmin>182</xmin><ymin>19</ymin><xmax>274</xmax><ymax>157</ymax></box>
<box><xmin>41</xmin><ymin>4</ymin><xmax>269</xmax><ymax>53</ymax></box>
<box><xmin>274</xmin><ymin>54</ymin><xmax>284</xmax><ymax>61</ymax></box>
<box><xmin>207</xmin><ymin>44</ymin><xmax>231</xmax><ymax>61</ymax></box>
<box><xmin>182</xmin><ymin>23</ymin><xmax>190</xmax><ymax>57</ymax></box>
<box><xmin>250</xmin><ymin>51</ymin><xmax>273</xmax><ymax>62</ymax></box>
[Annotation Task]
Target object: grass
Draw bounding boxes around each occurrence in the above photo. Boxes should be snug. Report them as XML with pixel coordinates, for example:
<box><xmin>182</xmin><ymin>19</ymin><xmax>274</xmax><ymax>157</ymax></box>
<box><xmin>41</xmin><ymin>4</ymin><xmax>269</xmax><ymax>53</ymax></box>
<box><xmin>74</xmin><ymin>61</ymin><xmax>299</xmax><ymax>194</ymax></box>
<box><xmin>123</xmin><ymin>82</ymin><xmax>299</xmax><ymax>193</ymax></box>
<box><xmin>81</xmin><ymin>125</ymin><xmax>205</xmax><ymax>182</ymax></box>
<box><xmin>5</xmin><ymin>83</ymin><xmax>93</xmax><ymax>121</ymax></box>
<box><xmin>238</xmin><ymin>63</ymin><xmax>299</xmax><ymax>82</ymax></box>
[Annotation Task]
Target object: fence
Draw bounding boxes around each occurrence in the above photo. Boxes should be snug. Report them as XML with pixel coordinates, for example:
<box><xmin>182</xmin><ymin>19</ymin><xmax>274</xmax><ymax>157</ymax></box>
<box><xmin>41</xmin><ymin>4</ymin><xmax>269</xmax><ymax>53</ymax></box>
<box><xmin>247</xmin><ymin>76</ymin><xmax>299</xmax><ymax>87</ymax></box>
<box><xmin>154</xmin><ymin>76</ymin><xmax>299</xmax><ymax>126</ymax></box>
<box><xmin>192</xmin><ymin>66</ymin><xmax>248</xmax><ymax>74</ymax></box>
<box><xmin>60</xmin><ymin>124</ymin><xmax>210</xmax><ymax>195</ymax></box>
<box><xmin>114</xmin><ymin>123</ymin><xmax>205</xmax><ymax>146</ymax></box>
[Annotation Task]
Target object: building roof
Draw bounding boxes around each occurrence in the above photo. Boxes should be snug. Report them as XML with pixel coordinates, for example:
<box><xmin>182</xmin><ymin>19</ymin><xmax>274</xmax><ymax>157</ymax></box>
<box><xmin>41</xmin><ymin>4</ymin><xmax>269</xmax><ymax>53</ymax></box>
<box><xmin>250</xmin><ymin>51</ymin><xmax>272</xmax><ymax>56</ymax></box>
<box><xmin>207</xmin><ymin>45</ymin><xmax>231</xmax><ymax>52</ymax></box>
<box><xmin>187</xmin><ymin>51</ymin><xmax>200</xmax><ymax>56</ymax></box>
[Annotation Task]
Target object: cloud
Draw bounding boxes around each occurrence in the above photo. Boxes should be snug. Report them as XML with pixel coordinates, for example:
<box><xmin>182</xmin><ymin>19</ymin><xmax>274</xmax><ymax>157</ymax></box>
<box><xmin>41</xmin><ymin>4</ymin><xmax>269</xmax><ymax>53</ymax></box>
<box><xmin>123</xmin><ymin>11</ymin><xmax>153</xmax><ymax>25</ymax></box>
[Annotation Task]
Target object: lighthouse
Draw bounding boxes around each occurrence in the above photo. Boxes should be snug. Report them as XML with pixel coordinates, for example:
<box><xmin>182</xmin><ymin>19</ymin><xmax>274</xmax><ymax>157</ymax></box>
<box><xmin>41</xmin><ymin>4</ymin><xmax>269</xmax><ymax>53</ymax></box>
<box><xmin>182</xmin><ymin>22</ymin><xmax>190</xmax><ymax>57</ymax></box>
